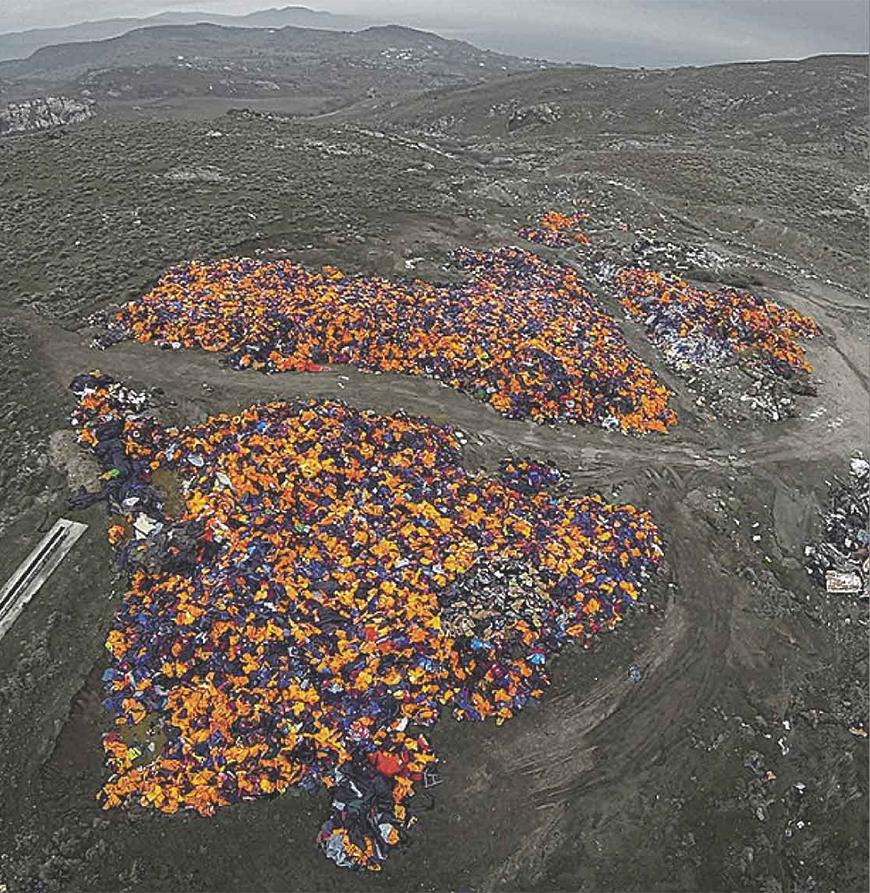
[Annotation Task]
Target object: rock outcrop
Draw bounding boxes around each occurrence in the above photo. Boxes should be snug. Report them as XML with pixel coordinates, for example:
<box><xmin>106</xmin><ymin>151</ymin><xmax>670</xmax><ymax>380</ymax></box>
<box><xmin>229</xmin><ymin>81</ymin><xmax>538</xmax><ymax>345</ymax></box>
<box><xmin>0</xmin><ymin>96</ymin><xmax>94</xmax><ymax>135</ymax></box>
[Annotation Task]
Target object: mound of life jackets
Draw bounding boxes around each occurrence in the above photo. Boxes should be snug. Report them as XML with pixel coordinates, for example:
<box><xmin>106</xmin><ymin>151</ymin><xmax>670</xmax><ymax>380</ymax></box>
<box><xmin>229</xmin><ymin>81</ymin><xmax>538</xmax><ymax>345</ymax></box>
<box><xmin>518</xmin><ymin>211</ymin><xmax>591</xmax><ymax>248</ymax></box>
<box><xmin>70</xmin><ymin>372</ymin><xmax>663</xmax><ymax>870</ymax></box>
<box><xmin>611</xmin><ymin>269</ymin><xmax>820</xmax><ymax>375</ymax></box>
<box><xmin>107</xmin><ymin>247</ymin><xmax>676</xmax><ymax>434</ymax></box>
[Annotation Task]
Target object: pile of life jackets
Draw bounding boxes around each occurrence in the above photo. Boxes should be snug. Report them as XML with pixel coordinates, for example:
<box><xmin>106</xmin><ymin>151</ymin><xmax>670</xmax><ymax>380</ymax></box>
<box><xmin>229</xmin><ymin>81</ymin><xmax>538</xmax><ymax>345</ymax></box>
<box><xmin>518</xmin><ymin>211</ymin><xmax>591</xmax><ymax>248</ymax></box>
<box><xmin>612</xmin><ymin>268</ymin><xmax>820</xmax><ymax>375</ymax></box>
<box><xmin>106</xmin><ymin>247</ymin><xmax>676</xmax><ymax>434</ymax></box>
<box><xmin>70</xmin><ymin>373</ymin><xmax>664</xmax><ymax>870</ymax></box>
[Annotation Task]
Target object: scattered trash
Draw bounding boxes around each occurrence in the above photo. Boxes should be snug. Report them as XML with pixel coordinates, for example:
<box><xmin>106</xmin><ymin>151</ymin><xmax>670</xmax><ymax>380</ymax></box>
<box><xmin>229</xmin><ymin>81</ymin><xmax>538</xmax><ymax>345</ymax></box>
<box><xmin>163</xmin><ymin>165</ymin><xmax>227</xmax><ymax>183</ymax></box>
<box><xmin>132</xmin><ymin>513</ymin><xmax>162</xmax><ymax>539</ymax></box>
<box><xmin>804</xmin><ymin>455</ymin><xmax>869</xmax><ymax>597</ymax></box>
<box><xmin>0</xmin><ymin>95</ymin><xmax>94</xmax><ymax>136</ymax></box>
<box><xmin>850</xmin><ymin>456</ymin><xmax>870</xmax><ymax>478</ymax></box>
<box><xmin>70</xmin><ymin>372</ymin><xmax>664</xmax><ymax>870</ymax></box>
<box><xmin>498</xmin><ymin>457</ymin><xmax>565</xmax><ymax>496</ymax></box>
<box><xmin>608</xmin><ymin>267</ymin><xmax>819</xmax><ymax>421</ymax></box>
<box><xmin>422</xmin><ymin>766</ymin><xmax>442</xmax><ymax>788</ymax></box>
<box><xmin>506</xmin><ymin>102</ymin><xmax>562</xmax><ymax>131</ymax></box>
<box><xmin>626</xmin><ymin>235</ymin><xmax>725</xmax><ymax>273</ymax></box>
<box><xmin>825</xmin><ymin>570</ymin><xmax>863</xmax><ymax>594</ymax></box>
<box><xmin>612</xmin><ymin>268</ymin><xmax>820</xmax><ymax>379</ymax></box>
<box><xmin>99</xmin><ymin>249</ymin><xmax>676</xmax><ymax>433</ymax></box>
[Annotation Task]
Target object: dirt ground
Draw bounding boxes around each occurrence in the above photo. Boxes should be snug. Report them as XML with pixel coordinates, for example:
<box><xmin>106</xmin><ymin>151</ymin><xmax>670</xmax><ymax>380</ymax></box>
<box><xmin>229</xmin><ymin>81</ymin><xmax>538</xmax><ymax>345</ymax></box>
<box><xmin>0</xmin><ymin>111</ymin><xmax>867</xmax><ymax>893</ymax></box>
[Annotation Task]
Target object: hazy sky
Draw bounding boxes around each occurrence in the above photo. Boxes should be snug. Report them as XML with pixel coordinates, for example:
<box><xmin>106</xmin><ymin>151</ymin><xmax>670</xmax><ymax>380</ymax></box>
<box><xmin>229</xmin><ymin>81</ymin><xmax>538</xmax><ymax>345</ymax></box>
<box><xmin>2</xmin><ymin>0</ymin><xmax>868</xmax><ymax>67</ymax></box>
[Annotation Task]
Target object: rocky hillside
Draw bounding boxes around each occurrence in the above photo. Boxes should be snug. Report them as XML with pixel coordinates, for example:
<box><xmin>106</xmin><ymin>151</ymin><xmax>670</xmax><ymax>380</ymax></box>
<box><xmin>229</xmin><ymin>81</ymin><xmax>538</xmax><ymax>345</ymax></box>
<box><xmin>0</xmin><ymin>23</ymin><xmax>541</xmax><ymax>107</ymax></box>
<box><xmin>355</xmin><ymin>54</ymin><xmax>868</xmax><ymax>158</ymax></box>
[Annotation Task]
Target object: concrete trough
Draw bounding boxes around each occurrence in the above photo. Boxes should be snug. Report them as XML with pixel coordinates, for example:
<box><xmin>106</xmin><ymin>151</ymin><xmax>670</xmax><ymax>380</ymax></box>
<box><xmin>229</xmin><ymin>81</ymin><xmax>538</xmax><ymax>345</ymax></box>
<box><xmin>0</xmin><ymin>518</ymin><xmax>88</xmax><ymax>642</ymax></box>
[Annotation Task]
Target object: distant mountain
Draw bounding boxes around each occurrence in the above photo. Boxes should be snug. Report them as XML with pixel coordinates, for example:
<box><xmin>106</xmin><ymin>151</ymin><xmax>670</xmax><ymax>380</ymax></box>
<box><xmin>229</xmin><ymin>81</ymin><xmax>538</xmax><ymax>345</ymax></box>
<box><xmin>0</xmin><ymin>23</ymin><xmax>540</xmax><ymax>112</ymax></box>
<box><xmin>0</xmin><ymin>7</ymin><xmax>376</xmax><ymax>63</ymax></box>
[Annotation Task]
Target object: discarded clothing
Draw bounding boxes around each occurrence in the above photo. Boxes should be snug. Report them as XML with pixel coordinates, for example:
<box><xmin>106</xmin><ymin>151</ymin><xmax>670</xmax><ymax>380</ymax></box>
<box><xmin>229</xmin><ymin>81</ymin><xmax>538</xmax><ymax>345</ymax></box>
<box><xmin>67</xmin><ymin>372</ymin><xmax>164</xmax><ymax>515</ymax></box>
<box><xmin>70</xmin><ymin>373</ymin><xmax>663</xmax><ymax>869</ymax></box>
<box><xmin>101</xmin><ymin>249</ymin><xmax>676</xmax><ymax>433</ymax></box>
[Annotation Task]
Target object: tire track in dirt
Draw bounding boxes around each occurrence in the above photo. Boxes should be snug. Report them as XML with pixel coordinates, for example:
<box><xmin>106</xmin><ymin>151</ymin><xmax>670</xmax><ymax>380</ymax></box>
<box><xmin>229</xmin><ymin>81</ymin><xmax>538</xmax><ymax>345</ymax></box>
<box><xmin>479</xmin><ymin>492</ymin><xmax>730</xmax><ymax>800</ymax></box>
<box><xmin>20</xmin><ymin>310</ymin><xmax>799</xmax><ymax>472</ymax></box>
<box><xmin>465</xmin><ymin>489</ymin><xmax>742</xmax><ymax>890</ymax></box>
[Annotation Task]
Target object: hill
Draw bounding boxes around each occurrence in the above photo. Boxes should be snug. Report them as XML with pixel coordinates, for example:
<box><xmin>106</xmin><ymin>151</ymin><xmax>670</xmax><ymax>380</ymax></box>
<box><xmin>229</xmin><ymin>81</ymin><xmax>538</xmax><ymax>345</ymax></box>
<box><xmin>352</xmin><ymin>54</ymin><xmax>868</xmax><ymax>157</ymax></box>
<box><xmin>0</xmin><ymin>23</ymin><xmax>540</xmax><ymax>109</ymax></box>
<box><xmin>0</xmin><ymin>7</ymin><xmax>375</xmax><ymax>63</ymax></box>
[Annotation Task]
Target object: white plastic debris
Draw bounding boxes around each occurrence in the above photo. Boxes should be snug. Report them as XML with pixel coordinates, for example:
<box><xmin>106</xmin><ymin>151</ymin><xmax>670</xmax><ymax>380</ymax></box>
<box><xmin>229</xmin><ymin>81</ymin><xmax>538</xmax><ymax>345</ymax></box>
<box><xmin>133</xmin><ymin>514</ymin><xmax>162</xmax><ymax>538</ymax></box>
<box><xmin>826</xmin><ymin>570</ymin><xmax>863</xmax><ymax>593</ymax></box>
